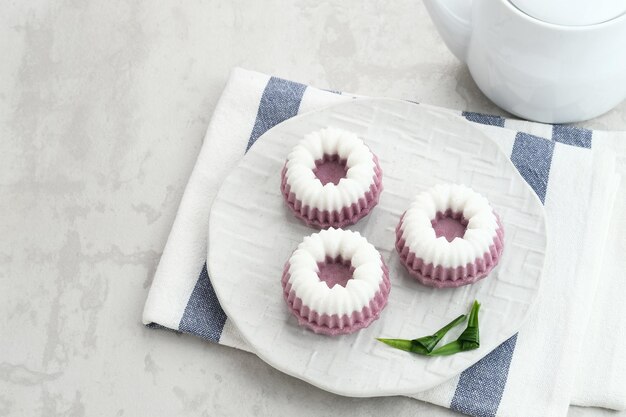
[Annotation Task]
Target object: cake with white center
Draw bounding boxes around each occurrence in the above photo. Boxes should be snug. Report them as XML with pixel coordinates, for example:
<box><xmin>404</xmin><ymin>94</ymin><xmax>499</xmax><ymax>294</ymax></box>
<box><xmin>282</xmin><ymin>228</ymin><xmax>390</xmax><ymax>335</ymax></box>
<box><xmin>396</xmin><ymin>184</ymin><xmax>504</xmax><ymax>288</ymax></box>
<box><xmin>280</xmin><ymin>127</ymin><xmax>383</xmax><ymax>228</ymax></box>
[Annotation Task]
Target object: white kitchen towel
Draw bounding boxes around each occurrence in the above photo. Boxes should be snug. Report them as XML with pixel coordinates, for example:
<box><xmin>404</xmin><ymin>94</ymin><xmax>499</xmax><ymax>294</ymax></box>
<box><xmin>142</xmin><ymin>68</ymin><xmax>624</xmax><ymax>417</ymax></box>
<box><xmin>571</xmin><ymin>135</ymin><xmax>626</xmax><ymax>410</ymax></box>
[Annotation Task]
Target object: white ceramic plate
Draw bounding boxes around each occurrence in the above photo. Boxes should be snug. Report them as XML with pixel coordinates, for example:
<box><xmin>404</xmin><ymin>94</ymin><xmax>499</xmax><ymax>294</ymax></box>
<box><xmin>208</xmin><ymin>99</ymin><xmax>547</xmax><ymax>397</ymax></box>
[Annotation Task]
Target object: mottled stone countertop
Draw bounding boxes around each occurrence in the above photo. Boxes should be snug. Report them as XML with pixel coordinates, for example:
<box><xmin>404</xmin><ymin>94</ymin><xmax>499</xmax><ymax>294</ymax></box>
<box><xmin>1</xmin><ymin>1</ymin><xmax>624</xmax><ymax>416</ymax></box>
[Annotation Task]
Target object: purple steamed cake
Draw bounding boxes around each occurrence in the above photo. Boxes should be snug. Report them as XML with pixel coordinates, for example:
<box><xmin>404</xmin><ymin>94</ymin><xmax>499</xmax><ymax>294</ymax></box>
<box><xmin>281</xmin><ymin>127</ymin><xmax>383</xmax><ymax>229</ymax></box>
<box><xmin>396</xmin><ymin>184</ymin><xmax>505</xmax><ymax>288</ymax></box>
<box><xmin>282</xmin><ymin>228</ymin><xmax>390</xmax><ymax>336</ymax></box>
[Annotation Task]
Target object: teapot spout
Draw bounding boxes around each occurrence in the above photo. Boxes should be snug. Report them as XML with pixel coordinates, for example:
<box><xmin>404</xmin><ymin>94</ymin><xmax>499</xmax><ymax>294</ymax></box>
<box><xmin>423</xmin><ymin>0</ymin><xmax>472</xmax><ymax>62</ymax></box>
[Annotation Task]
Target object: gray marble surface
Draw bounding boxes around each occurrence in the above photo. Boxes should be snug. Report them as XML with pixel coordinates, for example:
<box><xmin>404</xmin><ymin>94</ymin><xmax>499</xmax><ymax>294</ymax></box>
<box><xmin>1</xmin><ymin>1</ymin><xmax>624</xmax><ymax>416</ymax></box>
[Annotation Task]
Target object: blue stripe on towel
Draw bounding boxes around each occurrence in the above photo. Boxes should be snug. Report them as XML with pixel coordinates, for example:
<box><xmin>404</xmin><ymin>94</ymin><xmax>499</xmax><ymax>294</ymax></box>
<box><xmin>462</xmin><ymin>111</ymin><xmax>506</xmax><ymax>127</ymax></box>
<box><xmin>552</xmin><ymin>125</ymin><xmax>592</xmax><ymax>148</ymax></box>
<box><xmin>451</xmin><ymin>335</ymin><xmax>518</xmax><ymax>417</ymax></box>
<box><xmin>178</xmin><ymin>77</ymin><xmax>307</xmax><ymax>342</ymax></box>
<box><xmin>178</xmin><ymin>263</ymin><xmax>227</xmax><ymax>342</ymax></box>
<box><xmin>246</xmin><ymin>77</ymin><xmax>307</xmax><ymax>151</ymax></box>
<box><xmin>510</xmin><ymin>132</ymin><xmax>555</xmax><ymax>204</ymax></box>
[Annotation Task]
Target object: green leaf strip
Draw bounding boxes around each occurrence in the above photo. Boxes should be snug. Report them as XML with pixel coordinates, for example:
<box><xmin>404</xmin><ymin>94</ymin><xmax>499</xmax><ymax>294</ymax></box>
<box><xmin>377</xmin><ymin>314</ymin><xmax>467</xmax><ymax>355</ymax></box>
<box><xmin>429</xmin><ymin>300</ymin><xmax>480</xmax><ymax>356</ymax></box>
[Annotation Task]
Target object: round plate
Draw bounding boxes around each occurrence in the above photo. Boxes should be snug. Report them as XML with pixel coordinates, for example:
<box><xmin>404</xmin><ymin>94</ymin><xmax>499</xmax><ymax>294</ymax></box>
<box><xmin>208</xmin><ymin>99</ymin><xmax>546</xmax><ymax>397</ymax></box>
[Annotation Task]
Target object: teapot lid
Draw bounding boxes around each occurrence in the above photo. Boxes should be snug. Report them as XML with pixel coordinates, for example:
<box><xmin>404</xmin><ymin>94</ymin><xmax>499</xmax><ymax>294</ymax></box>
<box><xmin>510</xmin><ymin>0</ymin><xmax>626</xmax><ymax>26</ymax></box>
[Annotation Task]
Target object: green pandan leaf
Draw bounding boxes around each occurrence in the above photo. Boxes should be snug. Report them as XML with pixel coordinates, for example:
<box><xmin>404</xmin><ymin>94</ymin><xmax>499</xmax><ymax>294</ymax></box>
<box><xmin>377</xmin><ymin>301</ymin><xmax>481</xmax><ymax>358</ymax></box>
<box><xmin>377</xmin><ymin>314</ymin><xmax>467</xmax><ymax>355</ymax></box>
<box><xmin>428</xmin><ymin>301</ymin><xmax>480</xmax><ymax>356</ymax></box>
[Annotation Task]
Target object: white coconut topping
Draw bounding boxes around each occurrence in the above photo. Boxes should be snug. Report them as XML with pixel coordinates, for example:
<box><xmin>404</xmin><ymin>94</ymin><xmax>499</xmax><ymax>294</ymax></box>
<box><xmin>286</xmin><ymin>228</ymin><xmax>384</xmax><ymax>317</ymax></box>
<box><xmin>284</xmin><ymin>127</ymin><xmax>377</xmax><ymax>212</ymax></box>
<box><xmin>399</xmin><ymin>184</ymin><xmax>500</xmax><ymax>269</ymax></box>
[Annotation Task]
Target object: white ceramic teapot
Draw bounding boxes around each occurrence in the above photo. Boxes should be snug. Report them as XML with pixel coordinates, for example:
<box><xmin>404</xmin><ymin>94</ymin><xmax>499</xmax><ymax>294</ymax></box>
<box><xmin>423</xmin><ymin>0</ymin><xmax>626</xmax><ymax>123</ymax></box>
